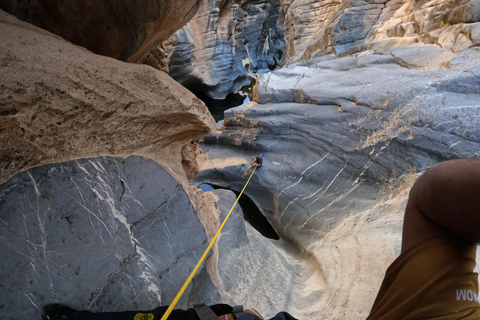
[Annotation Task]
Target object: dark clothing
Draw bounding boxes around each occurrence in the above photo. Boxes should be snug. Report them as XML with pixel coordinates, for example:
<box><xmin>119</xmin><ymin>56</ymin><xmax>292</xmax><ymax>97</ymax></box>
<box><xmin>69</xmin><ymin>305</ymin><xmax>231</xmax><ymax>320</ymax></box>
<box><xmin>60</xmin><ymin>304</ymin><xmax>298</xmax><ymax>320</ymax></box>
<box><xmin>254</xmin><ymin>157</ymin><xmax>263</xmax><ymax>167</ymax></box>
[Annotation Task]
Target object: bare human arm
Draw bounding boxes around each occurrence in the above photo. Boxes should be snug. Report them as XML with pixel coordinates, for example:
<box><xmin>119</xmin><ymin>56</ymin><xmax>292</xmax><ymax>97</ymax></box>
<box><xmin>402</xmin><ymin>159</ymin><xmax>480</xmax><ymax>253</ymax></box>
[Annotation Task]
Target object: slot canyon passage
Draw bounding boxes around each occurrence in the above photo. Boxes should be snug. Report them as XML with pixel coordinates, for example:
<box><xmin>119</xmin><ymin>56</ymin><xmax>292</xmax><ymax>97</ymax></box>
<box><xmin>1</xmin><ymin>1</ymin><xmax>480</xmax><ymax>319</ymax></box>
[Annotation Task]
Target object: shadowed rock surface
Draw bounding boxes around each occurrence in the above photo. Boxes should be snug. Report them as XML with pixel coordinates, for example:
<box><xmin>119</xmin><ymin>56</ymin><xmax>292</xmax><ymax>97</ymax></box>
<box><xmin>0</xmin><ymin>10</ymin><xmax>216</xmax><ymax>185</ymax></box>
<box><xmin>167</xmin><ymin>0</ymin><xmax>284</xmax><ymax>99</ymax></box>
<box><xmin>0</xmin><ymin>0</ymin><xmax>203</xmax><ymax>63</ymax></box>
<box><xmin>0</xmin><ymin>157</ymin><xmax>297</xmax><ymax>319</ymax></box>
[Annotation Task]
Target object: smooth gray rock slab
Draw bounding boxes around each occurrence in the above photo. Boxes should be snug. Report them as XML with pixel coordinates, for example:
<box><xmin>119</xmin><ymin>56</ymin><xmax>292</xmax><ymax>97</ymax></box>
<box><xmin>193</xmin><ymin>46</ymin><xmax>480</xmax><ymax>318</ymax></box>
<box><xmin>203</xmin><ymin>189</ymin><xmax>297</xmax><ymax>318</ymax></box>
<box><xmin>0</xmin><ymin>156</ymin><xmax>209</xmax><ymax>319</ymax></box>
<box><xmin>198</xmin><ymin>47</ymin><xmax>480</xmax><ymax>248</ymax></box>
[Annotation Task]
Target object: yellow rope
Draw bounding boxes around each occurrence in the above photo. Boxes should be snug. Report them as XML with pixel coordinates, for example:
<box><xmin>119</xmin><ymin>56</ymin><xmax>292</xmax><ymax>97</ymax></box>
<box><xmin>160</xmin><ymin>166</ymin><xmax>257</xmax><ymax>320</ymax></box>
<box><xmin>242</xmin><ymin>166</ymin><xmax>254</xmax><ymax>178</ymax></box>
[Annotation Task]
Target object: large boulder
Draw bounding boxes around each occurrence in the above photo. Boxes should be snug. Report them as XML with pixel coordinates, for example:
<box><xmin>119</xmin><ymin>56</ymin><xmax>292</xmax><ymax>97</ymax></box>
<box><xmin>0</xmin><ymin>0</ymin><xmax>203</xmax><ymax>63</ymax></box>
<box><xmin>167</xmin><ymin>0</ymin><xmax>284</xmax><ymax>99</ymax></box>
<box><xmin>0</xmin><ymin>156</ymin><xmax>210</xmax><ymax>319</ymax></box>
<box><xmin>282</xmin><ymin>0</ymin><xmax>480</xmax><ymax>63</ymax></box>
<box><xmin>0</xmin><ymin>156</ymin><xmax>298</xmax><ymax>319</ymax></box>
<box><xmin>0</xmin><ymin>10</ymin><xmax>216</xmax><ymax>185</ymax></box>
<box><xmin>194</xmin><ymin>45</ymin><xmax>480</xmax><ymax>318</ymax></box>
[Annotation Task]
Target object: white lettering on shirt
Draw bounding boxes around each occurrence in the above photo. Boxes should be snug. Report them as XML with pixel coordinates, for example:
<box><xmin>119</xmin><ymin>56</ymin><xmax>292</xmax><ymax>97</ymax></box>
<box><xmin>456</xmin><ymin>289</ymin><xmax>479</xmax><ymax>303</ymax></box>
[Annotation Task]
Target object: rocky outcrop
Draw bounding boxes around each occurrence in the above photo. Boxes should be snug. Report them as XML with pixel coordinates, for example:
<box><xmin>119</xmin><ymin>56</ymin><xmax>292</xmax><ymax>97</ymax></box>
<box><xmin>0</xmin><ymin>156</ymin><xmax>299</xmax><ymax>319</ymax></box>
<box><xmin>0</xmin><ymin>0</ymin><xmax>202</xmax><ymax>63</ymax></box>
<box><xmin>0</xmin><ymin>10</ymin><xmax>216</xmax><ymax>185</ymax></box>
<box><xmin>0</xmin><ymin>156</ymin><xmax>210</xmax><ymax>319</ymax></box>
<box><xmin>165</xmin><ymin>0</ymin><xmax>480</xmax><ymax>100</ymax></box>
<box><xmin>194</xmin><ymin>45</ymin><xmax>480</xmax><ymax>318</ymax></box>
<box><xmin>167</xmin><ymin>0</ymin><xmax>284</xmax><ymax>99</ymax></box>
<box><xmin>282</xmin><ymin>0</ymin><xmax>480</xmax><ymax>63</ymax></box>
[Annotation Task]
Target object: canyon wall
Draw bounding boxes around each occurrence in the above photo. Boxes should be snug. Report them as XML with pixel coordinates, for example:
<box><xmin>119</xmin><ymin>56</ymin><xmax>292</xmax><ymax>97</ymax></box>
<box><xmin>1</xmin><ymin>1</ymin><xmax>480</xmax><ymax>320</ymax></box>
<box><xmin>167</xmin><ymin>0</ymin><xmax>480</xmax><ymax>101</ymax></box>
<box><xmin>0</xmin><ymin>10</ymin><xmax>216</xmax><ymax>185</ymax></box>
<box><xmin>0</xmin><ymin>0</ymin><xmax>202</xmax><ymax>64</ymax></box>
<box><xmin>282</xmin><ymin>0</ymin><xmax>480</xmax><ymax>63</ymax></box>
<box><xmin>195</xmin><ymin>44</ymin><xmax>480</xmax><ymax>318</ymax></box>
<box><xmin>0</xmin><ymin>8</ymin><xmax>295</xmax><ymax>320</ymax></box>
<box><xmin>167</xmin><ymin>0</ymin><xmax>284</xmax><ymax>99</ymax></box>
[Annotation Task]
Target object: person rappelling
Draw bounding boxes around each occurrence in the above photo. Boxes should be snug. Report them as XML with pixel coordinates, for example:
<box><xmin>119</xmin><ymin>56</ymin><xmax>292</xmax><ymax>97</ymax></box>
<box><xmin>242</xmin><ymin>154</ymin><xmax>263</xmax><ymax>178</ymax></box>
<box><xmin>251</xmin><ymin>154</ymin><xmax>263</xmax><ymax>168</ymax></box>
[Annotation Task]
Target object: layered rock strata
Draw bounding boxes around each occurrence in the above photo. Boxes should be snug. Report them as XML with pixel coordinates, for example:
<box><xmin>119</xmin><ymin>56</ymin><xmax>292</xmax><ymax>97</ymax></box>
<box><xmin>195</xmin><ymin>45</ymin><xmax>480</xmax><ymax>318</ymax></box>
<box><xmin>282</xmin><ymin>0</ymin><xmax>480</xmax><ymax>63</ymax></box>
<box><xmin>0</xmin><ymin>10</ymin><xmax>216</xmax><ymax>185</ymax></box>
<box><xmin>167</xmin><ymin>0</ymin><xmax>284</xmax><ymax>99</ymax></box>
<box><xmin>0</xmin><ymin>0</ymin><xmax>202</xmax><ymax>63</ymax></box>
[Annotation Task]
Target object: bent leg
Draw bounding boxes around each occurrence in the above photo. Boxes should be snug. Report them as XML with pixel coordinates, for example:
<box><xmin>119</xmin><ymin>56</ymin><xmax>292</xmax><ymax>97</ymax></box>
<box><xmin>402</xmin><ymin>159</ymin><xmax>480</xmax><ymax>252</ymax></box>
<box><xmin>368</xmin><ymin>159</ymin><xmax>480</xmax><ymax>320</ymax></box>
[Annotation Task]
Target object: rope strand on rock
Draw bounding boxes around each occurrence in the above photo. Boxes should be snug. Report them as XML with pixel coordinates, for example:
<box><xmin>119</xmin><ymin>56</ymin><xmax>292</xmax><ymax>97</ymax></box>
<box><xmin>160</xmin><ymin>166</ymin><xmax>257</xmax><ymax>320</ymax></box>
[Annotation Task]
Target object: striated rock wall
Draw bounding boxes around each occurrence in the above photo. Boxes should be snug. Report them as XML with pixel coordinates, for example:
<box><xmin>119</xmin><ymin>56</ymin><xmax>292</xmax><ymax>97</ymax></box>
<box><xmin>195</xmin><ymin>45</ymin><xmax>480</xmax><ymax>318</ymax></box>
<box><xmin>0</xmin><ymin>0</ymin><xmax>203</xmax><ymax>63</ymax></box>
<box><xmin>164</xmin><ymin>0</ymin><xmax>480</xmax><ymax>100</ymax></box>
<box><xmin>0</xmin><ymin>10</ymin><xmax>216</xmax><ymax>185</ymax></box>
<box><xmin>167</xmin><ymin>0</ymin><xmax>284</xmax><ymax>99</ymax></box>
<box><xmin>282</xmin><ymin>0</ymin><xmax>480</xmax><ymax>63</ymax></box>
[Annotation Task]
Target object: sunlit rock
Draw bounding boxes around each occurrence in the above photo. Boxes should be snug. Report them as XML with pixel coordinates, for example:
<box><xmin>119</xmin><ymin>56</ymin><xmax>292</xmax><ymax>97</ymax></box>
<box><xmin>0</xmin><ymin>10</ymin><xmax>216</xmax><ymax>185</ymax></box>
<box><xmin>277</xmin><ymin>0</ymin><xmax>480</xmax><ymax>63</ymax></box>
<box><xmin>195</xmin><ymin>46</ymin><xmax>480</xmax><ymax>319</ymax></box>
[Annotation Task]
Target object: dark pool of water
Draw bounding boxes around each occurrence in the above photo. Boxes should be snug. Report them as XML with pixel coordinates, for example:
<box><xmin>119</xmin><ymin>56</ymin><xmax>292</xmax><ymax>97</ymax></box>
<box><xmin>194</xmin><ymin>91</ymin><xmax>247</xmax><ymax>122</ymax></box>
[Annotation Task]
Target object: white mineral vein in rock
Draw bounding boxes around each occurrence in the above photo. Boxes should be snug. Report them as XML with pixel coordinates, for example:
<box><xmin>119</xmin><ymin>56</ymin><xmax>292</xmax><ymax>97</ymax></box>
<box><xmin>279</xmin><ymin>154</ymin><xmax>329</xmax><ymax>196</ymax></box>
<box><xmin>88</xmin><ymin>170</ymin><xmax>163</xmax><ymax>303</ymax></box>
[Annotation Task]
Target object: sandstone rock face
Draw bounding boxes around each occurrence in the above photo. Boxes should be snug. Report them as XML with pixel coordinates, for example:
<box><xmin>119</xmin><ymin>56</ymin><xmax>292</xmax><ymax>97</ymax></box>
<box><xmin>0</xmin><ymin>10</ymin><xmax>216</xmax><ymax>185</ymax></box>
<box><xmin>167</xmin><ymin>0</ymin><xmax>284</xmax><ymax>99</ymax></box>
<box><xmin>195</xmin><ymin>46</ymin><xmax>480</xmax><ymax>318</ymax></box>
<box><xmin>282</xmin><ymin>0</ymin><xmax>480</xmax><ymax>63</ymax></box>
<box><xmin>0</xmin><ymin>0</ymin><xmax>202</xmax><ymax>63</ymax></box>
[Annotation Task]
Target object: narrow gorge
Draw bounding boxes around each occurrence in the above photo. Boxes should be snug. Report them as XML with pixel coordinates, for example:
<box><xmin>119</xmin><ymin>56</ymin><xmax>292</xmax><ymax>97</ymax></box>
<box><xmin>1</xmin><ymin>1</ymin><xmax>480</xmax><ymax>319</ymax></box>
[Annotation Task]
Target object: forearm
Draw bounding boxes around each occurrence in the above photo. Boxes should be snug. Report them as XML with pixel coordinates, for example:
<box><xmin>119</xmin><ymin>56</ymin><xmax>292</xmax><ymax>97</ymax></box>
<box><xmin>408</xmin><ymin>159</ymin><xmax>480</xmax><ymax>245</ymax></box>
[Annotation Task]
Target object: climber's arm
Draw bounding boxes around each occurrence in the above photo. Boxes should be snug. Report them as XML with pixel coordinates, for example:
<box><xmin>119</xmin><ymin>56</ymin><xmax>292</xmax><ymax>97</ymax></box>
<box><xmin>401</xmin><ymin>159</ymin><xmax>480</xmax><ymax>253</ymax></box>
